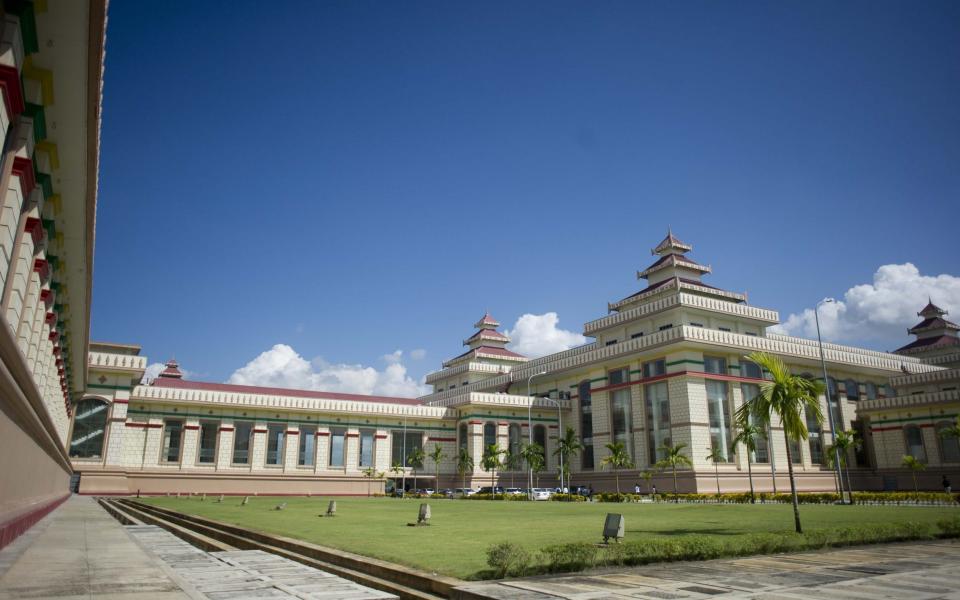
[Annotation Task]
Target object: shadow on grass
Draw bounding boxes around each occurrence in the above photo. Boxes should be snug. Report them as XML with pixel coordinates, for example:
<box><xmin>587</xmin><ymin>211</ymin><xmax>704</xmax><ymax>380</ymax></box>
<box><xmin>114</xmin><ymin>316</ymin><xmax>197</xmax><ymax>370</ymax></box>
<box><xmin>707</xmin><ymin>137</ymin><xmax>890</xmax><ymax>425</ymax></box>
<box><xmin>625</xmin><ymin>527</ymin><xmax>747</xmax><ymax>536</ymax></box>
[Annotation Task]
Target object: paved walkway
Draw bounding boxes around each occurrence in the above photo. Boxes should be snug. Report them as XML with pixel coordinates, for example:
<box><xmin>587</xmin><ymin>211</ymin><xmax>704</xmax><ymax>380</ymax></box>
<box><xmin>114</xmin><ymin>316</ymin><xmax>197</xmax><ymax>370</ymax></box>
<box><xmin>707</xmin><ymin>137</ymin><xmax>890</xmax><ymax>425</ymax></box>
<box><xmin>0</xmin><ymin>496</ymin><xmax>394</xmax><ymax>600</ymax></box>
<box><xmin>455</xmin><ymin>539</ymin><xmax>960</xmax><ymax>599</ymax></box>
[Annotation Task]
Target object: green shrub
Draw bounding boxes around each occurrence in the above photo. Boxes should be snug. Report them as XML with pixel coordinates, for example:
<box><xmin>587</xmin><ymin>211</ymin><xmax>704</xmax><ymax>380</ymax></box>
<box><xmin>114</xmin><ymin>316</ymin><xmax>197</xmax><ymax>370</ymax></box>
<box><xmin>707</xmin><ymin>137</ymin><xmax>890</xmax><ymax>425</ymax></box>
<box><xmin>551</xmin><ymin>493</ymin><xmax>586</xmax><ymax>502</ymax></box>
<box><xmin>540</xmin><ymin>542</ymin><xmax>597</xmax><ymax>572</ymax></box>
<box><xmin>937</xmin><ymin>516</ymin><xmax>960</xmax><ymax>536</ymax></box>
<box><xmin>485</xmin><ymin>542</ymin><xmax>531</xmax><ymax>578</ymax></box>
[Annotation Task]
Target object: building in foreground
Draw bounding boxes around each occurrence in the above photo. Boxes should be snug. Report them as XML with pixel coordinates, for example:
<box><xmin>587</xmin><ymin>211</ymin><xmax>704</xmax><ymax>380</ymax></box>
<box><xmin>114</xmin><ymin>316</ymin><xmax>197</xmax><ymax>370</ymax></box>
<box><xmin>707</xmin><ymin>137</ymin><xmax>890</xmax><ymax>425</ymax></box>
<box><xmin>0</xmin><ymin>0</ymin><xmax>106</xmax><ymax>547</ymax></box>
<box><xmin>70</xmin><ymin>232</ymin><xmax>959</xmax><ymax>497</ymax></box>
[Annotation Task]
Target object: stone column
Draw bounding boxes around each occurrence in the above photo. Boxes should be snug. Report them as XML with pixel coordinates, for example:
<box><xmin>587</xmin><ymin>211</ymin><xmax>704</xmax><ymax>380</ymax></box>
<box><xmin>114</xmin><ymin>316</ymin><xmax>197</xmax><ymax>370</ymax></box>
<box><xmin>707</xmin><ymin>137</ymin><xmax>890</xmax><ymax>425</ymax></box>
<box><xmin>180</xmin><ymin>420</ymin><xmax>199</xmax><ymax>469</ymax></box>
<box><xmin>315</xmin><ymin>429</ymin><xmax>330</xmax><ymax>470</ymax></box>
<box><xmin>251</xmin><ymin>422</ymin><xmax>267</xmax><ymax>470</ymax></box>
<box><xmin>344</xmin><ymin>428</ymin><xmax>360</xmax><ymax>471</ymax></box>
<box><xmin>283</xmin><ymin>425</ymin><xmax>299</xmax><ymax>472</ymax></box>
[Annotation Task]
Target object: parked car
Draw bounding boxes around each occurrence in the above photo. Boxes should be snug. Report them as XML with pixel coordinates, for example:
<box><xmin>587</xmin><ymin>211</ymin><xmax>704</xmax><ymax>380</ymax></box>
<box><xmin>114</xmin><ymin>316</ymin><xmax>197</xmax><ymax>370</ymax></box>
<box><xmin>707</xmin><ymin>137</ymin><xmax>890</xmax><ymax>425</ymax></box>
<box><xmin>438</xmin><ymin>488</ymin><xmax>454</xmax><ymax>498</ymax></box>
<box><xmin>504</xmin><ymin>487</ymin><xmax>524</xmax><ymax>495</ymax></box>
<box><xmin>531</xmin><ymin>488</ymin><xmax>554</xmax><ymax>501</ymax></box>
<box><xmin>570</xmin><ymin>486</ymin><xmax>591</xmax><ymax>497</ymax></box>
<box><xmin>418</xmin><ymin>488</ymin><xmax>435</xmax><ymax>496</ymax></box>
<box><xmin>477</xmin><ymin>486</ymin><xmax>505</xmax><ymax>495</ymax></box>
<box><xmin>453</xmin><ymin>488</ymin><xmax>477</xmax><ymax>497</ymax></box>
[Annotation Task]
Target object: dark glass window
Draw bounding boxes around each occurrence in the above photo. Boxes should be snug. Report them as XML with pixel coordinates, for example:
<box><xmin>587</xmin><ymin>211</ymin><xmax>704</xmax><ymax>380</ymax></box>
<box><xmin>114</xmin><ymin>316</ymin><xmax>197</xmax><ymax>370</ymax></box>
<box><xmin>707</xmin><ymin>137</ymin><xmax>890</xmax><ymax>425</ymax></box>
<box><xmin>233</xmin><ymin>423</ymin><xmax>251</xmax><ymax>464</ymax></box>
<box><xmin>162</xmin><ymin>420</ymin><xmax>184</xmax><ymax>463</ymax></box>
<box><xmin>579</xmin><ymin>380</ymin><xmax>594</xmax><ymax>469</ymax></box>
<box><xmin>642</xmin><ymin>359</ymin><xmax>666</xmax><ymax>378</ymax></box>
<box><xmin>69</xmin><ymin>398</ymin><xmax>109</xmax><ymax>459</ymax></box>
<box><xmin>298</xmin><ymin>426</ymin><xmax>315</xmax><ymax>466</ymax></box>
<box><xmin>703</xmin><ymin>356</ymin><xmax>727</xmax><ymax>375</ymax></box>
<box><xmin>266</xmin><ymin>424</ymin><xmax>285</xmax><ymax>465</ymax></box>
<box><xmin>740</xmin><ymin>360</ymin><xmax>762</xmax><ymax>379</ymax></box>
<box><xmin>359</xmin><ymin>429</ymin><xmax>375</xmax><ymax>467</ymax></box>
<box><xmin>198</xmin><ymin>421</ymin><xmax>218</xmax><ymax>464</ymax></box>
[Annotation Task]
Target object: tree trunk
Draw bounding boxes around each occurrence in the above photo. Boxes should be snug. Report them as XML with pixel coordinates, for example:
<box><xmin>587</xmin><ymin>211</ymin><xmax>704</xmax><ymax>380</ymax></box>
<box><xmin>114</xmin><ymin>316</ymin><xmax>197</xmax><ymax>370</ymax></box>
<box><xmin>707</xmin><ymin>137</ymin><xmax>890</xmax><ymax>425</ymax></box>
<box><xmin>673</xmin><ymin>465</ymin><xmax>679</xmax><ymax>502</ymax></box>
<box><xmin>615</xmin><ymin>470</ymin><xmax>620</xmax><ymax>495</ymax></box>
<box><xmin>783</xmin><ymin>431</ymin><xmax>802</xmax><ymax>534</ymax></box>
<box><xmin>913</xmin><ymin>472</ymin><xmax>918</xmax><ymax>495</ymax></box>
<box><xmin>747</xmin><ymin>455</ymin><xmax>755</xmax><ymax>503</ymax></box>
<box><xmin>715</xmin><ymin>464</ymin><xmax>720</xmax><ymax>495</ymax></box>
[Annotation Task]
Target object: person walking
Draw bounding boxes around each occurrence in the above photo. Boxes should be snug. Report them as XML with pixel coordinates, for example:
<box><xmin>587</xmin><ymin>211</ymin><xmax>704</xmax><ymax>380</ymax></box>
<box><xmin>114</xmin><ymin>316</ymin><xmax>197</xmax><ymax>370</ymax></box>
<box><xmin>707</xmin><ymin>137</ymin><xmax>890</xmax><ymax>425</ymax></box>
<box><xmin>944</xmin><ymin>475</ymin><xmax>952</xmax><ymax>494</ymax></box>
<box><xmin>634</xmin><ymin>483</ymin><xmax>641</xmax><ymax>495</ymax></box>
<box><xmin>587</xmin><ymin>484</ymin><xmax>594</xmax><ymax>502</ymax></box>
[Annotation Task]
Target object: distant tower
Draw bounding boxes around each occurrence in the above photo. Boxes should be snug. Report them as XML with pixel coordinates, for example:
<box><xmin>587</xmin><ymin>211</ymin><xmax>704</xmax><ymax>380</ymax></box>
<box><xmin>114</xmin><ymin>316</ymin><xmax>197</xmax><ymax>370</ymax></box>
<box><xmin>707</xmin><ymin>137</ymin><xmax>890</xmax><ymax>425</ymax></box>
<box><xmin>157</xmin><ymin>358</ymin><xmax>183</xmax><ymax>379</ymax></box>
<box><xmin>894</xmin><ymin>299</ymin><xmax>960</xmax><ymax>368</ymax></box>
<box><xmin>638</xmin><ymin>229</ymin><xmax>712</xmax><ymax>286</ymax></box>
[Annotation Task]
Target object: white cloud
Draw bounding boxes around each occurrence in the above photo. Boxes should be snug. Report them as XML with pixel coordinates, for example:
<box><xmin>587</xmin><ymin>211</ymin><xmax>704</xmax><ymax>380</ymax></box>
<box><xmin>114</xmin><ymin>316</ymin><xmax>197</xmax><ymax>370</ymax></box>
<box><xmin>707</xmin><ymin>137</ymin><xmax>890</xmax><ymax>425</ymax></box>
<box><xmin>506</xmin><ymin>312</ymin><xmax>587</xmax><ymax>358</ymax></box>
<box><xmin>227</xmin><ymin>344</ymin><xmax>429</xmax><ymax>398</ymax></box>
<box><xmin>142</xmin><ymin>362</ymin><xmax>164</xmax><ymax>383</ymax></box>
<box><xmin>771</xmin><ymin>263</ymin><xmax>960</xmax><ymax>348</ymax></box>
<box><xmin>410</xmin><ymin>348</ymin><xmax>427</xmax><ymax>361</ymax></box>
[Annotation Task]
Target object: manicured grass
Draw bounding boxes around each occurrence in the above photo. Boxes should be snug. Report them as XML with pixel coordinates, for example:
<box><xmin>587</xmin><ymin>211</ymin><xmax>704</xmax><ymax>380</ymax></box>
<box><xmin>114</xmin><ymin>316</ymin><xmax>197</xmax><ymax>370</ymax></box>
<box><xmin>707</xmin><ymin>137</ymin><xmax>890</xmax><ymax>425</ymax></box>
<box><xmin>141</xmin><ymin>496</ymin><xmax>956</xmax><ymax>579</ymax></box>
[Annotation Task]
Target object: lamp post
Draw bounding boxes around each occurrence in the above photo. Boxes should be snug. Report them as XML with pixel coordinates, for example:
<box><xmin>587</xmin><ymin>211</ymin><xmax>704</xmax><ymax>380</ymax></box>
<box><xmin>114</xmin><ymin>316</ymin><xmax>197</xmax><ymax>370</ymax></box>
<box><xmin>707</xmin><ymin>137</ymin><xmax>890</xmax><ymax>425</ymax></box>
<box><xmin>542</xmin><ymin>397</ymin><xmax>563</xmax><ymax>492</ymax></box>
<box><xmin>815</xmin><ymin>297</ymin><xmax>845</xmax><ymax>503</ymax></box>
<box><xmin>527</xmin><ymin>371</ymin><xmax>547</xmax><ymax>497</ymax></box>
<box><xmin>402</xmin><ymin>416</ymin><xmax>407</xmax><ymax>496</ymax></box>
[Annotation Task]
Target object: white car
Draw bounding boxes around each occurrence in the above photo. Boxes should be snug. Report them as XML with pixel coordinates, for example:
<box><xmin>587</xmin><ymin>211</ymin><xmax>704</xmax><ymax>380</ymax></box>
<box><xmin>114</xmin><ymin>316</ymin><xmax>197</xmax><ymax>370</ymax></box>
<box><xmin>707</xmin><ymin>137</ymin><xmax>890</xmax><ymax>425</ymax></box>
<box><xmin>454</xmin><ymin>488</ymin><xmax>477</xmax><ymax>497</ymax></box>
<box><xmin>531</xmin><ymin>488</ymin><xmax>554</xmax><ymax>501</ymax></box>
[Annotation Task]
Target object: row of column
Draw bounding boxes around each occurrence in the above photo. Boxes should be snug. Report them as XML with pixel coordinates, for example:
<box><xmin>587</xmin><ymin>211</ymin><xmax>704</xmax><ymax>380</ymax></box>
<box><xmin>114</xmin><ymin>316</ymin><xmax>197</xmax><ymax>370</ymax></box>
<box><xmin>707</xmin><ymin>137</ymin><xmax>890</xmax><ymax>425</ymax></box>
<box><xmin>0</xmin><ymin>11</ymin><xmax>70</xmax><ymax>443</ymax></box>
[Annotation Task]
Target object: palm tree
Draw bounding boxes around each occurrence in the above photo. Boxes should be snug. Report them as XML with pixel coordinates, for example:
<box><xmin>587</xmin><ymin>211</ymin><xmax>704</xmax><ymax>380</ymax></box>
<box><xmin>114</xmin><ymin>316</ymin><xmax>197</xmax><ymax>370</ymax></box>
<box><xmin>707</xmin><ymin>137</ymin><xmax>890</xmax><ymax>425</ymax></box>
<box><xmin>735</xmin><ymin>351</ymin><xmax>823</xmax><ymax>534</ymax></box>
<box><xmin>640</xmin><ymin>470</ymin><xmax>654</xmax><ymax>495</ymax></box>
<box><xmin>456</xmin><ymin>447</ymin><xmax>474</xmax><ymax>491</ymax></box>
<box><xmin>732</xmin><ymin>423</ymin><xmax>764</xmax><ymax>503</ymax></box>
<box><xmin>600</xmin><ymin>441</ymin><xmax>634</xmax><ymax>495</ymax></box>
<box><xmin>521</xmin><ymin>442</ymin><xmax>545</xmax><ymax>488</ymax></box>
<box><xmin>502</xmin><ymin>450</ymin><xmax>523</xmax><ymax>488</ymax></box>
<box><xmin>481</xmin><ymin>444</ymin><xmax>503</xmax><ymax>495</ymax></box>
<box><xmin>362</xmin><ymin>466</ymin><xmax>377</xmax><ymax>497</ymax></box>
<box><xmin>705</xmin><ymin>446</ymin><xmax>725</xmax><ymax>495</ymax></box>
<box><xmin>938</xmin><ymin>415</ymin><xmax>960</xmax><ymax>443</ymax></box>
<box><xmin>554</xmin><ymin>426</ymin><xmax>584</xmax><ymax>490</ymax></box>
<box><xmin>407</xmin><ymin>446</ymin><xmax>426</xmax><ymax>493</ymax></box>
<box><xmin>655</xmin><ymin>442</ymin><xmax>693</xmax><ymax>500</ymax></box>
<box><xmin>429</xmin><ymin>444</ymin><xmax>445</xmax><ymax>492</ymax></box>
<box><xmin>825</xmin><ymin>429</ymin><xmax>861</xmax><ymax>501</ymax></box>
<box><xmin>390</xmin><ymin>462</ymin><xmax>404</xmax><ymax>494</ymax></box>
<box><xmin>901</xmin><ymin>455</ymin><xmax>926</xmax><ymax>495</ymax></box>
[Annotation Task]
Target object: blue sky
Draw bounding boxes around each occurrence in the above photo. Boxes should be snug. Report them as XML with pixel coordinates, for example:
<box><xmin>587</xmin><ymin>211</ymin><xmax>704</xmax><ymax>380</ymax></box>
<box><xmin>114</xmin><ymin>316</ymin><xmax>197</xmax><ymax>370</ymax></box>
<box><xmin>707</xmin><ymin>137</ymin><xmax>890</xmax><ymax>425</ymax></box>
<box><xmin>93</xmin><ymin>1</ymin><xmax>960</xmax><ymax>394</ymax></box>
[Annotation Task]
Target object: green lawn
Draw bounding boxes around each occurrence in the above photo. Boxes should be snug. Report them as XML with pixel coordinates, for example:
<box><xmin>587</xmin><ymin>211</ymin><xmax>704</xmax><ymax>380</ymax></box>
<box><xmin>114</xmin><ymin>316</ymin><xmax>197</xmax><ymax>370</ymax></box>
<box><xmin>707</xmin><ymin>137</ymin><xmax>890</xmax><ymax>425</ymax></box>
<box><xmin>141</xmin><ymin>496</ymin><xmax>955</xmax><ymax>579</ymax></box>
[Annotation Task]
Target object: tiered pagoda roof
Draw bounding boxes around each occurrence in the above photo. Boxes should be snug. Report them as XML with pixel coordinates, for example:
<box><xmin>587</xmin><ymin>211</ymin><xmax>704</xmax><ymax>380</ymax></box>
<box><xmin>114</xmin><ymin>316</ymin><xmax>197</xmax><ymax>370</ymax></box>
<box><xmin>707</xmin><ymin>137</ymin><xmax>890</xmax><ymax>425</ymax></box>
<box><xmin>442</xmin><ymin>313</ymin><xmax>526</xmax><ymax>368</ymax></box>
<box><xmin>895</xmin><ymin>300</ymin><xmax>960</xmax><ymax>354</ymax></box>
<box><xmin>157</xmin><ymin>358</ymin><xmax>183</xmax><ymax>379</ymax></box>
<box><xmin>610</xmin><ymin>230</ymin><xmax>744</xmax><ymax>312</ymax></box>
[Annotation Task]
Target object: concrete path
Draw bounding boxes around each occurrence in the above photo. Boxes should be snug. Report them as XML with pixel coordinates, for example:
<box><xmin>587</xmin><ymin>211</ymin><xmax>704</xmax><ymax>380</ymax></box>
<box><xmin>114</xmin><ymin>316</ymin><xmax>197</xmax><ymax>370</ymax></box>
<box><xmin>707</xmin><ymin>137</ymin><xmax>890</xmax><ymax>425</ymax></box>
<box><xmin>455</xmin><ymin>539</ymin><xmax>960</xmax><ymax>599</ymax></box>
<box><xmin>0</xmin><ymin>496</ymin><xmax>395</xmax><ymax>600</ymax></box>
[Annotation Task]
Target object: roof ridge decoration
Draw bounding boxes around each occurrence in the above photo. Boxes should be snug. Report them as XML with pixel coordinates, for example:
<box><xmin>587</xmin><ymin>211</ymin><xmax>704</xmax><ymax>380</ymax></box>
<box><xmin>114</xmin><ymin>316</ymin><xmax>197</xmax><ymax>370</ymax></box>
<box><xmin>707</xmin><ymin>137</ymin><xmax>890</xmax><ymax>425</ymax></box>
<box><xmin>651</xmin><ymin>227</ymin><xmax>693</xmax><ymax>255</ymax></box>
<box><xmin>157</xmin><ymin>358</ymin><xmax>183</xmax><ymax>379</ymax></box>
<box><xmin>918</xmin><ymin>298</ymin><xmax>947</xmax><ymax>318</ymax></box>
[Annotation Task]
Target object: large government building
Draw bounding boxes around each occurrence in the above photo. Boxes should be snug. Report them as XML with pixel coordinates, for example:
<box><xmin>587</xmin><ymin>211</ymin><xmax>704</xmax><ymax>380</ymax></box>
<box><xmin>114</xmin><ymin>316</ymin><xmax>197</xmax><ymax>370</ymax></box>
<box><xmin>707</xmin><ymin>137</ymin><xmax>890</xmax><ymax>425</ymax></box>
<box><xmin>1</xmin><ymin>0</ymin><xmax>958</xmax><ymax>553</ymax></box>
<box><xmin>69</xmin><ymin>232</ymin><xmax>960</xmax><ymax>498</ymax></box>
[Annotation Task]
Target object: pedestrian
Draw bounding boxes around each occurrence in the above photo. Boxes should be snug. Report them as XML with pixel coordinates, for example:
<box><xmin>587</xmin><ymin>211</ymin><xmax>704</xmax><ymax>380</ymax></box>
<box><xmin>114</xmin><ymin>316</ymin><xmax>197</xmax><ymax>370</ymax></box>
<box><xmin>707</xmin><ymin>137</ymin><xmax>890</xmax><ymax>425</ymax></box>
<box><xmin>588</xmin><ymin>484</ymin><xmax>594</xmax><ymax>502</ymax></box>
<box><xmin>652</xmin><ymin>484</ymin><xmax>657</xmax><ymax>498</ymax></box>
<box><xmin>944</xmin><ymin>475</ymin><xmax>952</xmax><ymax>494</ymax></box>
<box><xmin>634</xmin><ymin>483</ymin><xmax>641</xmax><ymax>495</ymax></box>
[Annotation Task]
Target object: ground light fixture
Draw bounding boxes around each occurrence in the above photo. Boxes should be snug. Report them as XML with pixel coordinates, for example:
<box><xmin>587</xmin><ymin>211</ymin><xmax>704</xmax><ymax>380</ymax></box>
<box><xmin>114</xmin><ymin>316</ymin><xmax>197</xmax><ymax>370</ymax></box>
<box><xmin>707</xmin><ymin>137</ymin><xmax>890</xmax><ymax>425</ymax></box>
<box><xmin>815</xmin><ymin>297</ymin><xmax>846</xmax><ymax>503</ymax></box>
<box><xmin>527</xmin><ymin>370</ymin><xmax>548</xmax><ymax>498</ymax></box>
<box><xmin>603</xmin><ymin>513</ymin><xmax>625</xmax><ymax>543</ymax></box>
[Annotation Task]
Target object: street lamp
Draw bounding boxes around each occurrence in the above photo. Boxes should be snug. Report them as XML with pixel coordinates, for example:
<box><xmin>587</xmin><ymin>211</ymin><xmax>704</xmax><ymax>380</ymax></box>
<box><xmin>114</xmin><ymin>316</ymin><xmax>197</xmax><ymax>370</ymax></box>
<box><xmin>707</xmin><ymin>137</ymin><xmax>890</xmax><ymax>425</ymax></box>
<box><xmin>542</xmin><ymin>397</ymin><xmax>564</xmax><ymax>492</ymax></box>
<box><xmin>814</xmin><ymin>297</ymin><xmax>845</xmax><ymax>503</ymax></box>
<box><xmin>527</xmin><ymin>371</ymin><xmax>547</xmax><ymax>497</ymax></box>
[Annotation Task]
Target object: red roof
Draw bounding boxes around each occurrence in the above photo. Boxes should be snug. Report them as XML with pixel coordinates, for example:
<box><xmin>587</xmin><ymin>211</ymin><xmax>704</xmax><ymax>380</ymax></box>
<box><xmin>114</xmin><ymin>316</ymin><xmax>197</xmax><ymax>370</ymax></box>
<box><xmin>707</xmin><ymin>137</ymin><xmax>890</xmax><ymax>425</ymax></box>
<box><xmin>894</xmin><ymin>335</ymin><xmax>960</xmax><ymax>353</ymax></box>
<box><xmin>909</xmin><ymin>316</ymin><xmax>960</xmax><ymax>334</ymax></box>
<box><xmin>617</xmin><ymin>277</ymin><xmax>725</xmax><ymax>304</ymax></box>
<box><xmin>652</xmin><ymin>230</ymin><xmax>692</xmax><ymax>255</ymax></box>
<box><xmin>466</xmin><ymin>329</ymin><xmax>509</xmax><ymax>342</ymax></box>
<box><xmin>444</xmin><ymin>345</ymin><xmax>526</xmax><ymax>364</ymax></box>
<box><xmin>474</xmin><ymin>313</ymin><xmax>500</xmax><ymax>328</ymax></box>
<box><xmin>149</xmin><ymin>377</ymin><xmax>424</xmax><ymax>405</ymax></box>
<box><xmin>918</xmin><ymin>301</ymin><xmax>947</xmax><ymax>318</ymax></box>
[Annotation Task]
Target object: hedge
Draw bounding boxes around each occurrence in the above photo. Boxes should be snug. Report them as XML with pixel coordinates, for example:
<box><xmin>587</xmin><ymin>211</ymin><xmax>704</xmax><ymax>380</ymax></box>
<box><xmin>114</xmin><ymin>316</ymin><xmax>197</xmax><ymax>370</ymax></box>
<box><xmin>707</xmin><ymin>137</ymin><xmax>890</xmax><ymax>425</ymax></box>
<box><xmin>484</xmin><ymin>516</ymin><xmax>960</xmax><ymax>579</ymax></box>
<box><xmin>592</xmin><ymin>491</ymin><xmax>959</xmax><ymax>505</ymax></box>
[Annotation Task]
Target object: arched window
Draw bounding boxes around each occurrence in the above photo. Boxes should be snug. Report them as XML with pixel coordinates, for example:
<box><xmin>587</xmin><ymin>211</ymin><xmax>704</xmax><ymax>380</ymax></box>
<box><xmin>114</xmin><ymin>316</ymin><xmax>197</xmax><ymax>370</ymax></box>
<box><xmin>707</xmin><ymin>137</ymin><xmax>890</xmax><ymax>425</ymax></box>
<box><xmin>936</xmin><ymin>421</ymin><xmax>960</xmax><ymax>463</ymax></box>
<box><xmin>845</xmin><ymin>379</ymin><xmax>859</xmax><ymax>401</ymax></box>
<box><xmin>483</xmin><ymin>422</ymin><xmax>497</xmax><ymax>449</ymax></box>
<box><xmin>578</xmin><ymin>380</ymin><xmax>594</xmax><ymax>469</ymax></box>
<box><xmin>508</xmin><ymin>423</ymin><xmax>521</xmax><ymax>458</ymax></box>
<box><xmin>533</xmin><ymin>424</ymin><xmax>547</xmax><ymax>461</ymax></box>
<box><xmin>903</xmin><ymin>425</ymin><xmax>926</xmax><ymax>462</ymax></box>
<box><xmin>69</xmin><ymin>398</ymin><xmax>109</xmax><ymax>459</ymax></box>
<box><xmin>458</xmin><ymin>423</ymin><xmax>468</xmax><ymax>451</ymax></box>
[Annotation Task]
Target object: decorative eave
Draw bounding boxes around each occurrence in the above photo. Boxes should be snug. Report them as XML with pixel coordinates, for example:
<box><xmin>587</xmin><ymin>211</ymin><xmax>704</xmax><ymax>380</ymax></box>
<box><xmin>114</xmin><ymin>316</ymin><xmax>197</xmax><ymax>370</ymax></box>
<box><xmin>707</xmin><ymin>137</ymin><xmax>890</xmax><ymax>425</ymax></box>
<box><xmin>463</xmin><ymin>329</ymin><xmax>510</xmax><ymax>346</ymax></box>
<box><xmin>637</xmin><ymin>254</ymin><xmax>711</xmax><ymax>280</ymax></box>
<box><xmin>651</xmin><ymin>230</ymin><xmax>692</xmax><ymax>255</ymax></box>
<box><xmin>609</xmin><ymin>278</ymin><xmax>745</xmax><ymax>313</ymax></box>
<box><xmin>474</xmin><ymin>313</ymin><xmax>500</xmax><ymax>329</ymax></box>
<box><xmin>908</xmin><ymin>317</ymin><xmax>960</xmax><ymax>335</ymax></box>
<box><xmin>423</xmin><ymin>361</ymin><xmax>511</xmax><ymax>385</ymax></box>
<box><xmin>894</xmin><ymin>336</ymin><xmax>960</xmax><ymax>355</ymax></box>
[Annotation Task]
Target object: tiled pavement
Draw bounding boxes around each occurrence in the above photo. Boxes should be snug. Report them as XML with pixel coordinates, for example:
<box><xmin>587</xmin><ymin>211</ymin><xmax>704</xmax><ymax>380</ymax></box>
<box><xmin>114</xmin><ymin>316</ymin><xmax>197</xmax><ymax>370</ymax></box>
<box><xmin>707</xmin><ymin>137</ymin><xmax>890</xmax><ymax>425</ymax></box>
<box><xmin>125</xmin><ymin>525</ymin><xmax>396</xmax><ymax>600</ymax></box>
<box><xmin>0</xmin><ymin>496</ymin><xmax>395</xmax><ymax>600</ymax></box>
<box><xmin>455</xmin><ymin>539</ymin><xmax>960</xmax><ymax>599</ymax></box>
